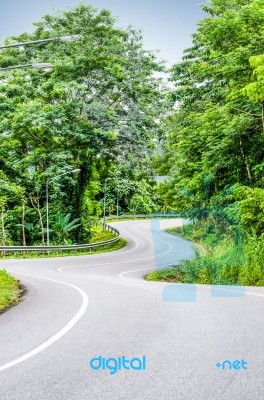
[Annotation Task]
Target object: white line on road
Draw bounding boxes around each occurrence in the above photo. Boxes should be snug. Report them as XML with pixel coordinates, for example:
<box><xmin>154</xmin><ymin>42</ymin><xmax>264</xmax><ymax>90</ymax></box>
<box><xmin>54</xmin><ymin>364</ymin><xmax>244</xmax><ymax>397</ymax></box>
<box><xmin>0</xmin><ymin>272</ymin><xmax>89</xmax><ymax>373</ymax></box>
<box><xmin>57</xmin><ymin>226</ymin><xmax>173</xmax><ymax>273</ymax></box>
<box><xmin>56</xmin><ymin>230</ymin><xmax>141</xmax><ymax>272</ymax></box>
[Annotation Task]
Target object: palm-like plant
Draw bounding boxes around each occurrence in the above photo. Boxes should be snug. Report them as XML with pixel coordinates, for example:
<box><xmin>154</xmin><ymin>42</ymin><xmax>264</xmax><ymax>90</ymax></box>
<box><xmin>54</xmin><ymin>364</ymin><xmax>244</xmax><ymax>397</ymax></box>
<box><xmin>52</xmin><ymin>212</ymin><xmax>80</xmax><ymax>243</ymax></box>
<box><xmin>16</xmin><ymin>222</ymin><xmax>41</xmax><ymax>245</ymax></box>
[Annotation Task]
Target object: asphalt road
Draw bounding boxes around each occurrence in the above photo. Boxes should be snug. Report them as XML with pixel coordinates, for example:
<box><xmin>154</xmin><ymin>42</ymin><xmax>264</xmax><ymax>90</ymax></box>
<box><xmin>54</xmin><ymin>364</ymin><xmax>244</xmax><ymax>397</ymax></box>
<box><xmin>0</xmin><ymin>219</ymin><xmax>264</xmax><ymax>400</ymax></box>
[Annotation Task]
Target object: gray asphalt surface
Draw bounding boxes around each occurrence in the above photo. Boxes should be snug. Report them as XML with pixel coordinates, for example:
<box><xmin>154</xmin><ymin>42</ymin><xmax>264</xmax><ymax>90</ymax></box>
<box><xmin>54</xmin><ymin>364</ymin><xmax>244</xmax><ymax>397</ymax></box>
<box><xmin>0</xmin><ymin>219</ymin><xmax>264</xmax><ymax>400</ymax></box>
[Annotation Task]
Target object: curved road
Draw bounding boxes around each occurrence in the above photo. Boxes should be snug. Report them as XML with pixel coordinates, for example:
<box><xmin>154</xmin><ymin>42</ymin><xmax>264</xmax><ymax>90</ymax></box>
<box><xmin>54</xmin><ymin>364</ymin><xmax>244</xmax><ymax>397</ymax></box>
<box><xmin>0</xmin><ymin>219</ymin><xmax>264</xmax><ymax>400</ymax></box>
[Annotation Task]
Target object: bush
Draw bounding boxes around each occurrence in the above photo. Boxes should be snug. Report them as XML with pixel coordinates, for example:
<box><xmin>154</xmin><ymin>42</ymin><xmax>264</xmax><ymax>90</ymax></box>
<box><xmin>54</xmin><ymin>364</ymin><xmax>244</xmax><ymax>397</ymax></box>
<box><xmin>239</xmin><ymin>233</ymin><xmax>264</xmax><ymax>286</ymax></box>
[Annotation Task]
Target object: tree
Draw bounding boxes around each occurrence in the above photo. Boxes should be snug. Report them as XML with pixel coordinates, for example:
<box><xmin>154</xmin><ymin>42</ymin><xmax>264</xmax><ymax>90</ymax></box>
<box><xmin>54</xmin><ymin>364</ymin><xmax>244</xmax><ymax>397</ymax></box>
<box><xmin>160</xmin><ymin>0</ymin><xmax>264</xmax><ymax>212</ymax></box>
<box><xmin>0</xmin><ymin>3</ymin><xmax>166</xmax><ymax>244</ymax></box>
<box><xmin>243</xmin><ymin>54</ymin><xmax>264</xmax><ymax>132</ymax></box>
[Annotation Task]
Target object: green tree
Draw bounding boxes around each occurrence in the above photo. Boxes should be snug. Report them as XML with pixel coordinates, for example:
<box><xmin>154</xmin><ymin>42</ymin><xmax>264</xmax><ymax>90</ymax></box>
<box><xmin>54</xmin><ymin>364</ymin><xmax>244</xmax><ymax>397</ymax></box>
<box><xmin>160</xmin><ymin>0</ymin><xmax>264</xmax><ymax>211</ymax></box>
<box><xmin>0</xmin><ymin>3</ymin><xmax>166</xmax><ymax>244</ymax></box>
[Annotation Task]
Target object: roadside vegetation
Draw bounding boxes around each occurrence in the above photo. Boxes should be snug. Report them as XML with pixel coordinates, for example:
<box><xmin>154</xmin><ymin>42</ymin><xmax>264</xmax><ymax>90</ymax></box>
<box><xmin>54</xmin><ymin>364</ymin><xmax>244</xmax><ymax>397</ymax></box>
<box><xmin>146</xmin><ymin>218</ymin><xmax>264</xmax><ymax>286</ymax></box>
<box><xmin>0</xmin><ymin>224</ymin><xmax>127</xmax><ymax>259</ymax></box>
<box><xmin>151</xmin><ymin>0</ymin><xmax>264</xmax><ymax>286</ymax></box>
<box><xmin>0</xmin><ymin>270</ymin><xmax>24</xmax><ymax>312</ymax></box>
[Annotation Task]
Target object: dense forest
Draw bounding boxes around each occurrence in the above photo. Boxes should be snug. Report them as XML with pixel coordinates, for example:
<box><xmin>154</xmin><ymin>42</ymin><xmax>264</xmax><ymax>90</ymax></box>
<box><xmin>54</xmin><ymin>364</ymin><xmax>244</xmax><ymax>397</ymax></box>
<box><xmin>154</xmin><ymin>0</ymin><xmax>264</xmax><ymax>286</ymax></box>
<box><xmin>0</xmin><ymin>3</ymin><xmax>166</xmax><ymax>246</ymax></box>
<box><xmin>0</xmin><ymin>0</ymin><xmax>264</xmax><ymax>285</ymax></box>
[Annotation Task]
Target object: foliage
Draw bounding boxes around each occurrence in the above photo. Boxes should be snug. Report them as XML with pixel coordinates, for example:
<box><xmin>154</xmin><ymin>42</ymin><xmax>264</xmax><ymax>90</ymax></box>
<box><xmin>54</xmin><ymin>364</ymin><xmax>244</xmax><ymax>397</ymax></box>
<box><xmin>98</xmin><ymin>162</ymin><xmax>160</xmax><ymax>217</ymax></box>
<box><xmin>233</xmin><ymin>185</ymin><xmax>264</xmax><ymax>236</ymax></box>
<box><xmin>0</xmin><ymin>225</ymin><xmax>127</xmax><ymax>259</ymax></box>
<box><xmin>152</xmin><ymin>0</ymin><xmax>264</xmax><ymax>286</ymax></box>
<box><xmin>0</xmin><ymin>3</ymin><xmax>166</xmax><ymax>246</ymax></box>
<box><xmin>52</xmin><ymin>211</ymin><xmax>80</xmax><ymax>243</ymax></box>
<box><xmin>243</xmin><ymin>55</ymin><xmax>264</xmax><ymax>103</ymax></box>
<box><xmin>239</xmin><ymin>232</ymin><xmax>264</xmax><ymax>286</ymax></box>
<box><xmin>146</xmin><ymin>221</ymin><xmax>264</xmax><ymax>287</ymax></box>
<box><xmin>159</xmin><ymin>0</ymin><xmax>264</xmax><ymax>210</ymax></box>
<box><xmin>145</xmin><ymin>222</ymin><xmax>245</xmax><ymax>285</ymax></box>
<box><xmin>129</xmin><ymin>194</ymin><xmax>152</xmax><ymax>214</ymax></box>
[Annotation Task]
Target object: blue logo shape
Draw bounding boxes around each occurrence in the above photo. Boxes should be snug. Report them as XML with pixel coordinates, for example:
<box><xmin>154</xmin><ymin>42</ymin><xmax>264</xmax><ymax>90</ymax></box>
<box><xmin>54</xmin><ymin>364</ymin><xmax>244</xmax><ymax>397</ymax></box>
<box><xmin>211</xmin><ymin>285</ymin><xmax>245</xmax><ymax>297</ymax></box>
<box><xmin>216</xmin><ymin>360</ymin><xmax>248</xmax><ymax>370</ymax></box>
<box><xmin>89</xmin><ymin>356</ymin><xmax>146</xmax><ymax>375</ymax></box>
<box><xmin>162</xmin><ymin>284</ymin><xmax>196</xmax><ymax>302</ymax></box>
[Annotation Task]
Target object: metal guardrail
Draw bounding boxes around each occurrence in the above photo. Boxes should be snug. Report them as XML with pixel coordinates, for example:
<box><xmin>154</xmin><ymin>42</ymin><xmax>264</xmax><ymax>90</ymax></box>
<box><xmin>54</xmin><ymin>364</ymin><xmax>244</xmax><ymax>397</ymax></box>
<box><xmin>0</xmin><ymin>214</ymin><xmax>180</xmax><ymax>254</ymax></box>
<box><xmin>106</xmin><ymin>213</ymin><xmax>180</xmax><ymax>219</ymax></box>
<box><xmin>0</xmin><ymin>222</ymin><xmax>120</xmax><ymax>253</ymax></box>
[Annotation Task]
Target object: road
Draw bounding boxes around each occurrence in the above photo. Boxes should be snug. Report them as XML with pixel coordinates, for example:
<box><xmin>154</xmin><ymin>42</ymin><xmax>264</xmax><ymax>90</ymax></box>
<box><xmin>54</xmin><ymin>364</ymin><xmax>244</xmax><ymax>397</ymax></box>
<box><xmin>0</xmin><ymin>219</ymin><xmax>264</xmax><ymax>400</ymax></box>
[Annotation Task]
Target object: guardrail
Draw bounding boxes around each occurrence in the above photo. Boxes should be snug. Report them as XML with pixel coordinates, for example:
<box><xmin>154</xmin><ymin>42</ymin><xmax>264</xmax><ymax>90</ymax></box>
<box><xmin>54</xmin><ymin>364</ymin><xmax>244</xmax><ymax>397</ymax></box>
<box><xmin>105</xmin><ymin>213</ymin><xmax>181</xmax><ymax>219</ymax></box>
<box><xmin>0</xmin><ymin>222</ymin><xmax>120</xmax><ymax>254</ymax></box>
<box><xmin>0</xmin><ymin>214</ymin><xmax>181</xmax><ymax>255</ymax></box>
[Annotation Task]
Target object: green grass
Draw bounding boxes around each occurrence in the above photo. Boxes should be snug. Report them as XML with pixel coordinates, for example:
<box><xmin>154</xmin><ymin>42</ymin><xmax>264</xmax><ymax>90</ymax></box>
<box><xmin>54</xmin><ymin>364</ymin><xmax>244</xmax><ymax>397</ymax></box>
<box><xmin>0</xmin><ymin>270</ymin><xmax>24</xmax><ymax>312</ymax></box>
<box><xmin>145</xmin><ymin>268</ymin><xmax>185</xmax><ymax>283</ymax></box>
<box><xmin>90</xmin><ymin>225</ymin><xmax>117</xmax><ymax>242</ymax></box>
<box><xmin>165</xmin><ymin>225</ymin><xmax>193</xmax><ymax>241</ymax></box>
<box><xmin>0</xmin><ymin>225</ymin><xmax>127</xmax><ymax>259</ymax></box>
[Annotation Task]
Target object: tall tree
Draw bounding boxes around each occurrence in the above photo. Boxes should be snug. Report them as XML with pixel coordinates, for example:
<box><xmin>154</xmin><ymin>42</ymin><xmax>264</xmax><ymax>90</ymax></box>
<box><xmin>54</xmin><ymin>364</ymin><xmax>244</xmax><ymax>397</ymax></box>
<box><xmin>0</xmin><ymin>3</ymin><xmax>166</xmax><ymax>243</ymax></box>
<box><xmin>161</xmin><ymin>0</ymin><xmax>264</xmax><ymax>210</ymax></box>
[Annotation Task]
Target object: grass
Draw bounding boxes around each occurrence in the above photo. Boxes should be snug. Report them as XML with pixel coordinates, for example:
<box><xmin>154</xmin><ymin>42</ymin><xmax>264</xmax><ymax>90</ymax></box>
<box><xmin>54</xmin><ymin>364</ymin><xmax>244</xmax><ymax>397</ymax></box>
<box><xmin>145</xmin><ymin>268</ymin><xmax>185</xmax><ymax>283</ymax></box>
<box><xmin>90</xmin><ymin>225</ymin><xmax>118</xmax><ymax>242</ymax></box>
<box><xmin>0</xmin><ymin>225</ymin><xmax>127</xmax><ymax>259</ymax></box>
<box><xmin>165</xmin><ymin>226</ymin><xmax>193</xmax><ymax>240</ymax></box>
<box><xmin>0</xmin><ymin>270</ymin><xmax>24</xmax><ymax>312</ymax></box>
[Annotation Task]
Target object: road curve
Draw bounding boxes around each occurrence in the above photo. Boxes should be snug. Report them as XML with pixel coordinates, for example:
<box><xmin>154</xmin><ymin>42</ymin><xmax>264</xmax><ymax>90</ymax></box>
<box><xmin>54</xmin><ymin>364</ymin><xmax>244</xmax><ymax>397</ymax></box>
<box><xmin>0</xmin><ymin>219</ymin><xmax>264</xmax><ymax>400</ymax></box>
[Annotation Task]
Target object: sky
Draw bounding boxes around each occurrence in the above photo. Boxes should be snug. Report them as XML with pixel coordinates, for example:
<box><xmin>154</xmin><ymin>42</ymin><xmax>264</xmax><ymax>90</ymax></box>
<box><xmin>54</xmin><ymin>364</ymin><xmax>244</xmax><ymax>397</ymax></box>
<box><xmin>0</xmin><ymin>0</ymin><xmax>206</xmax><ymax>65</ymax></box>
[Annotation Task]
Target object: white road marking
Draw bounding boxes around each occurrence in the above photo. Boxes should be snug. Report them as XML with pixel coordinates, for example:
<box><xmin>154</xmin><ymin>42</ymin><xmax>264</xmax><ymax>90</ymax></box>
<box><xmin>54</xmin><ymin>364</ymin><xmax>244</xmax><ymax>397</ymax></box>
<box><xmin>57</xmin><ymin>223</ymin><xmax>173</xmax><ymax>273</ymax></box>
<box><xmin>0</xmin><ymin>272</ymin><xmax>89</xmax><ymax>373</ymax></box>
<box><xmin>1</xmin><ymin>219</ymin><xmax>264</xmax><ymax>376</ymax></box>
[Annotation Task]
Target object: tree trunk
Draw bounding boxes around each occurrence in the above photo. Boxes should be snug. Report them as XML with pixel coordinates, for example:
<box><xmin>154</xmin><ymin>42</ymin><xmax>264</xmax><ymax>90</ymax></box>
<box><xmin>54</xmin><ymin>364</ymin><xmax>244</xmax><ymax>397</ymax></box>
<box><xmin>239</xmin><ymin>138</ymin><xmax>252</xmax><ymax>184</ymax></box>
<box><xmin>29</xmin><ymin>195</ymin><xmax>45</xmax><ymax>246</ymax></box>
<box><xmin>1</xmin><ymin>205</ymin><xmax>6</xmax><ymax>246</ymax></box>
<box><xmin>22</xmin><ymin>201</ymin><xmax>26</xmax><ymax>246</ymax></box>
<box><xmin>38</xmin><ymin>207</ymin><xmax>45</xmax><ymax>246</ymax></box>
<box><xmin>261</xmin><ymin>102</ymin><xmax>264</xmax><ymax>132</ymax></box>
